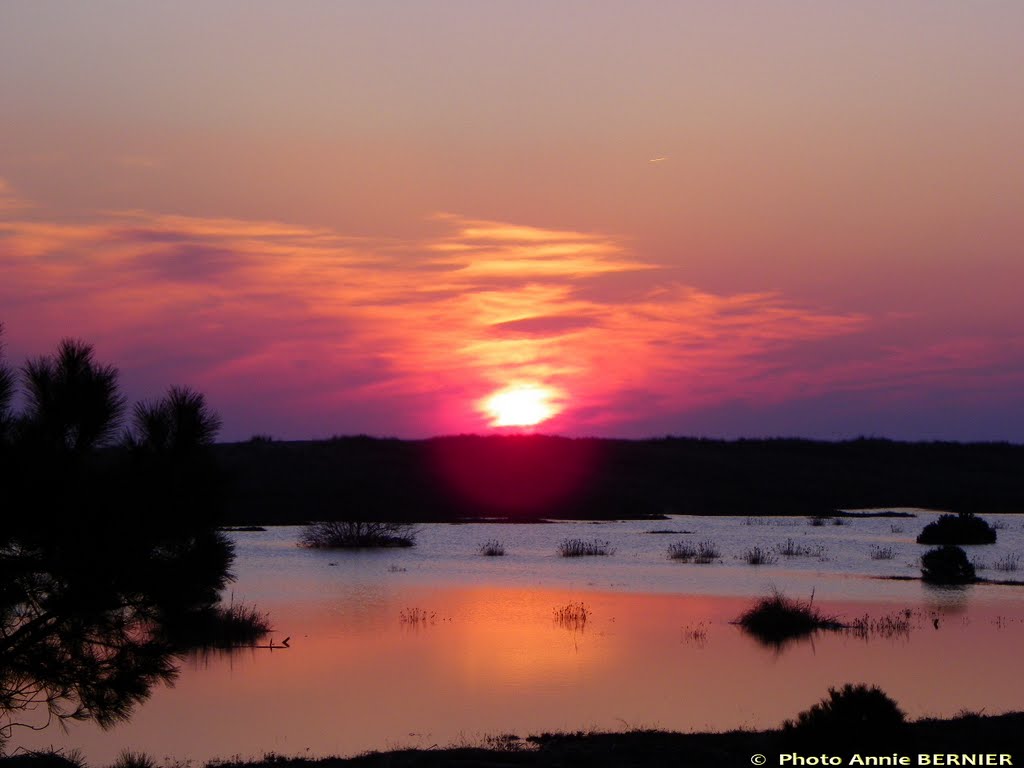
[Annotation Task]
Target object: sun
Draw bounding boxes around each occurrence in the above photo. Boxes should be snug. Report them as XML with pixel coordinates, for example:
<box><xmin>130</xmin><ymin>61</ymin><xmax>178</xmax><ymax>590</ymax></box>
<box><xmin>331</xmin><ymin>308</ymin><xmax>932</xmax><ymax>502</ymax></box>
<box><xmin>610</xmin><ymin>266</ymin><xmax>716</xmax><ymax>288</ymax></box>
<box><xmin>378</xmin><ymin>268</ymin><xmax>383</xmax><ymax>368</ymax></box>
<box><xmin>481</xmin><ymin>384</ymin><xmax>562</xmax><ymax>428</ymax></box>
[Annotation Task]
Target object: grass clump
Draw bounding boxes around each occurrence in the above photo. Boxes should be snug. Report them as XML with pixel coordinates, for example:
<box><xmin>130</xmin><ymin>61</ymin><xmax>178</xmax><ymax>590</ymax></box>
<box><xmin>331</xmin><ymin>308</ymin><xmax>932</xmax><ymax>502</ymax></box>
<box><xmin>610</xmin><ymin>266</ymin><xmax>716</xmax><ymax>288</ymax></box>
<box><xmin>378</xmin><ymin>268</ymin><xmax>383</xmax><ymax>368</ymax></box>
<box><xmin>478</xmin><ymin>539</ymin><xmax>506</xmax><ymax>556</ymax></box>
<box><xmin>920</xmin><ymin>545</ymin><xmax>976</xmax><ymax>584</ymax></box>
<box><xmin>870</xmin><ymin>545</ymin><xmax>896</xmax><ymax>560</ymax></box>
<box><xmin>557</xmin><ymin>538</ymin><xmax>614</xmax><ymax>557</ymax></box>
<box><xmin>300</xmin><ymin>520</ymin><xmax>417</xmax><ymax>549</ymax></box>
<box><xmin>916</xmin><ymin>512</ymin><xmax>997</xmax><ymax>545</ymax></box>
<box><xmin>667</xmin><ymin>539</ymin><xmax>719</xmax><ymax>563</ymax></box>
<box><xmin>681</xmin><ymin>621</ymin><xmax>709</xmax><ymax>645</ymax></box>
<box><xmin>993</xmin><ymin>553</ymin><xmax>1020</xmax><ymax>572</ymax></box>
<box><xmin>777</xmin><ymin>539</ymin><xmax>825</xmax><ymax>558</ymax></box>
<box><xmin>399</xmin><ymin>607</ymin><xmax>437</xmax><ymax>625</ymax></box>
<box><xmin>783</xmin><ymin>684</ymin><xmax>906</xmax><ymax>748</ymax></box>
<box><xmin>553</xmin><ymin>601</ymin><xmax>591</xmax><ymax>630</ymax></box>
<box><xmin>667</xmin><ymin>541</ymin><xmax>697</xmax><ymax>561</ymax></box>
<box><xmin>693</xmin><ymin>540</ymin><xmax>720</xmax><ymax>563</ymax></box>
<box><xmin>736</xmin><ymin>590</ymin><xmax>844</xmax><ymax>645</ymax></box>
<box><xmin>742</xmin><ymin>546</ymin><xmax>778</xmax><ymax>565</ymax></box>
<box><xmin>111</xmin><ymin>751</ymin><xmax>159</xmax><ymax>768</ymax></box>
<box><xmin>848</xmin><ymin>609</ymin><xmax>915</xmax><ymax>640</ymax></box>
<box><xmin>161</xmin><ymin>601</ymin><xmax>272</xmax><ymax>649</ymax></box>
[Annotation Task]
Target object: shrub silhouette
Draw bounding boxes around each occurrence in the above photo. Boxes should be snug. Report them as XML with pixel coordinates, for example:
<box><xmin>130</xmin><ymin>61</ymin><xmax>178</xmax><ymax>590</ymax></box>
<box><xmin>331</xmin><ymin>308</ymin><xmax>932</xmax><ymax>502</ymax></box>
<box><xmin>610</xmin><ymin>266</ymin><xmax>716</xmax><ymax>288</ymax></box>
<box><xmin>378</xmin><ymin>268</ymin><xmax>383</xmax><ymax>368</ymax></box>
<box><xmin>300</xmin><ymin>520</ymin><xmax>417</xmax><ymax>548</ymax></box>
<box><xmin>920</xmin><ymin>545</ymin><xmax>976</xmax><ymax>584</ymax></box>
<box><xmin>784</xmin><ymin>683</ymin><xmax>906</xmax><ymax>748</ymax></box>
<box><xmin>916</xmin><ymin>512</ymin><xmax>996</xmax><ymax>545</ymax></box>
<box><xmin>736</xmin><ymin>590</ymin><xmax>844</xmax><ymax>647</ymax></box>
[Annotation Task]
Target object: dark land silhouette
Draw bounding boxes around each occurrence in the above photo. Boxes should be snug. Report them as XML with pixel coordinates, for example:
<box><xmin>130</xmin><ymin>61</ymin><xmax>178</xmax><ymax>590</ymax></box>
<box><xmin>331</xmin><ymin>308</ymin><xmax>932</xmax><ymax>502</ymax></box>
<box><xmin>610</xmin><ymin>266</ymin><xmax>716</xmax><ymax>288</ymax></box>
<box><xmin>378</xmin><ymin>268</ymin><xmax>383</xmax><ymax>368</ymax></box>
<box><xmin>215</xmin><ymin>435</ymin><xmax>1024</xmax><ymax>524</ymax></box>
<box><xmin>63</xmin><ymin>711</ymin><xmax>1018</xmax><ymax>768</ymax></box>
<box><xmin>1</xmin><ymin>708</ymin><xmax>1021</xmax><ymax>768</ymax></box>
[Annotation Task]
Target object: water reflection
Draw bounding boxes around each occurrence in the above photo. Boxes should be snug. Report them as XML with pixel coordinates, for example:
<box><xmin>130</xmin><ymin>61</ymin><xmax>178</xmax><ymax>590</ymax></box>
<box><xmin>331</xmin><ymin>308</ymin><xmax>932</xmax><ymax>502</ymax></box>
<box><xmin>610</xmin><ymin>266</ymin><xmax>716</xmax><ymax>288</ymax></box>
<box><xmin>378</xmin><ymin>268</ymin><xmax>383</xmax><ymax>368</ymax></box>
<box><xmin>9</xmin><ymin>586</ymin><xmax>1024</xmax><ymax>763</ymax></box>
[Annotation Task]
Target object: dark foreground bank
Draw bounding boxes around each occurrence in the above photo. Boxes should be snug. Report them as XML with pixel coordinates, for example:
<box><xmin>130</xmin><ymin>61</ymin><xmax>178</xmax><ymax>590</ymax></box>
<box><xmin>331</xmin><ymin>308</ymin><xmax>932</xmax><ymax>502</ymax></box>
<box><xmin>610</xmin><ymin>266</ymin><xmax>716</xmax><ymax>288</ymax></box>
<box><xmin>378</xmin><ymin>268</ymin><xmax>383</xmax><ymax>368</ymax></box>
<box><xmin>217</xmin><ymin>435</ymin><xmax>1024</xmax><ymax>523</ymax></box>
<box><xmin>209</xmin><ymin>713</ymin><xmax>1024</xmax><ymax>768</ymax></box>
<box><xmin>3</xmin><ymin>712</ymin><xmax>1021</xmax><ymax>768</ymax></box>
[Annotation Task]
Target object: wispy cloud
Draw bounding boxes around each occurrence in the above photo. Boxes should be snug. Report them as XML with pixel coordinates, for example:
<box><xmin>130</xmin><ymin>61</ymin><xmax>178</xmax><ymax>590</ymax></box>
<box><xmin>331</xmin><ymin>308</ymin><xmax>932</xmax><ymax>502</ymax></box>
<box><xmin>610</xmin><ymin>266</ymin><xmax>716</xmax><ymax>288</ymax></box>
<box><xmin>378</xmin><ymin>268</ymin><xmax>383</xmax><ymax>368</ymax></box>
<box><xmin>0</xmin><ymin>197</ymin><xmax>913</xmax><ymax>438</ymax></box>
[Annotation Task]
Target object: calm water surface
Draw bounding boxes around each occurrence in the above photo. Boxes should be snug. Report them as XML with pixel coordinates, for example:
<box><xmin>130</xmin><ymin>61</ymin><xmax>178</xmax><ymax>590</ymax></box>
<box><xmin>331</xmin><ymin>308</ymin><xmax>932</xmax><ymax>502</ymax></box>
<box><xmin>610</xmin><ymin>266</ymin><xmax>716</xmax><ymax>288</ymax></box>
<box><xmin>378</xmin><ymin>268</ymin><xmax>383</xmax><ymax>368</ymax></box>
<box><xmin>12</xmin><ymin>512</ymin><xmax>1024</xmax><ymax>762</ymax></box>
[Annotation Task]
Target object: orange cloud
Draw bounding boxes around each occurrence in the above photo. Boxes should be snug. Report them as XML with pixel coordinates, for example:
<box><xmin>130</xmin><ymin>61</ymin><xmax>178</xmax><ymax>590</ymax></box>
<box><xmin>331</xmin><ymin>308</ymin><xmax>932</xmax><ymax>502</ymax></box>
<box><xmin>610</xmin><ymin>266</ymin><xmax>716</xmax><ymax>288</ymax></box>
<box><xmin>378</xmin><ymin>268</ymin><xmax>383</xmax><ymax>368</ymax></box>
<box><xmin>0</xmin><ymin>199</ymin><xmax>886</xmax><ymax>437</ymax></box>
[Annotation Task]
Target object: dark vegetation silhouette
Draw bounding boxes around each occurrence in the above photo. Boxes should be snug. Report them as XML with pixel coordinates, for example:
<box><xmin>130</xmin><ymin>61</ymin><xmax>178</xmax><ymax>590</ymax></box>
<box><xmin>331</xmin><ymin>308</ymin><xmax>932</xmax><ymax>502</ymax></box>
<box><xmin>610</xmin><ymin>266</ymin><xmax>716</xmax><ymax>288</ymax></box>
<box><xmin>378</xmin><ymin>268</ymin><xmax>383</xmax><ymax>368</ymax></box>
<box><xmin>299</xmin><ymin>520</ymin><xmax>416</xmax><ymax>548</ymax></box>
<box><xmin>478</xmin><ymin>539</ymin><xmax>505</xmax><ymax>556</ymax></box>
<box><xmin>920</xmin><ymin>545</ymin><xmax>977</xmax><ymax>584</ymax></box>
<box><xmin>0</xmin><ymin>327</ymin><xmax>265</xmax><ymax>752</ymax></box>
<box><xmin>735</xmin><ymin>590</ymin><xmax>844</xmax><ymax>648</ymax></box>
<box><xmin>782</xmin><ymin>684</ymin><xmax>907</xmax><ymax>750</ymax></box>
<box><xmin>75</xmin><ymin>689</ymin><xmax>1024</xmax><ymax>768</ymax></box>
<box><xmin>213</xmin><ymin>435</ymin><xmax>1024</xmax><ymax>525</ymax></box>
<box><xmin>916</xmin><ymin>512</ymin><xmax>998</xmax><ymax>545</ymax></box>
<box><xmin>741</xmin><ymin>545</ymin><xmax>778</xmax><ymax>565</ymax></box>
<box><xmin>556</xmin><ymin>538</ymin><xmax>614</xmax><ymax>557</ymax></box>
<box><xmin>667</xmin><ymin>539</ymin><xmax>719</xmax><ymax>563</ymax></box>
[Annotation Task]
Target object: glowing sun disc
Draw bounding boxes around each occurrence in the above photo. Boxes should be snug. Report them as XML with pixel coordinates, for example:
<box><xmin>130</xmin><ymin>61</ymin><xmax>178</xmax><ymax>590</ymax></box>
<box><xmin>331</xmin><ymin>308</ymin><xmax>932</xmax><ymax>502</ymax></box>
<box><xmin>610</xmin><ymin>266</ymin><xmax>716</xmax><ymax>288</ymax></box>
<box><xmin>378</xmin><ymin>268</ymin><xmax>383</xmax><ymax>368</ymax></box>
<box><xmin>482</xmin><ymin>385</ymin><xmax>561</xmax><ymax>427</ymax></box>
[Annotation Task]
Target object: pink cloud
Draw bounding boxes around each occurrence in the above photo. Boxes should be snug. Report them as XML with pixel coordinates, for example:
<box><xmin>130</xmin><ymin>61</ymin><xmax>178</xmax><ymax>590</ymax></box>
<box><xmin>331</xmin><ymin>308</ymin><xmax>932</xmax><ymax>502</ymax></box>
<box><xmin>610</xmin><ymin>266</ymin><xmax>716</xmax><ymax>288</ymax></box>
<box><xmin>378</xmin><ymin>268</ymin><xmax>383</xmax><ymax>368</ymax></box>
<box><xmin>13</xmin><ymin>195</ymin><xmax>1014</xmax><ymax>439</ymax></box>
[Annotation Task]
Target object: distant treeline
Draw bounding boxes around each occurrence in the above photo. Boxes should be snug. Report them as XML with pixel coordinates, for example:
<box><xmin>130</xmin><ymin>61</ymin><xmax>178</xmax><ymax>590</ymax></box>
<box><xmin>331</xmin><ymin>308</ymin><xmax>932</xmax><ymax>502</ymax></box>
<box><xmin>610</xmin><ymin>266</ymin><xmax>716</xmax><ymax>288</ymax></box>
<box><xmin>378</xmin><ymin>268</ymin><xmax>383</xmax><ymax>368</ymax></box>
<box><xmin>215</xmin><ymin>435</ymin><xmax>1024</xmax><ymax>524</ymax></box>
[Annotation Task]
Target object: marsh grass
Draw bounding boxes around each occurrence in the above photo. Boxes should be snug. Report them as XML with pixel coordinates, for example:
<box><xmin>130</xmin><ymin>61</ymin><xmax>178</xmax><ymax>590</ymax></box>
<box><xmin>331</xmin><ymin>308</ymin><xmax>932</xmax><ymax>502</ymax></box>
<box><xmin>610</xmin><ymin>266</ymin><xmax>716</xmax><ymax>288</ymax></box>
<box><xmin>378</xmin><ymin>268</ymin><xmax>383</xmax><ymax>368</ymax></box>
<box><xmin>667</xmin><ymin>541</ymin><xmax>697</xmax><ymax>561</ymax></box>
<box><xmin>557</xmin><ymin>538</ymin><xmax>615</xmax><ymax>557</ymax></box>
<box><xmin>111</xmin><ymin>751</ymin><xmax>158</xmax><ymax>768</ymax></box>
<box><xmin>13</xmin><ymin>750</ymin><xmax>87</xmax><ymax>768</ymax></box>
<box><xmin>681</xmin><ymin>622</ymin><xmax>709</xmax><ymax>646</ymax></box>
<box><xmin>400</xmin><ymin>607</ymin><xmax>437</xmax><ymax>626</ymax></box>
<box><xmin>736</xmin><ymin>590</ymin><xmax>844</xmax><ymax>644</ymax></box>
<box><xmin>848</xmin><ymin>609</ymin><xmax>916</xmax><ymax>640</ymax></box>
<box><xmin>667</xmin><ymin>539</ymin><xmax>719</xmax><ymax>563</ymax></box>
<box><xmin>553</xmin><ymin>601</ymin><xmax>591</xmax><ymax>630</ymax></box>
<box><xmin>478</xmin><ymin>734</ymin><xmax>529</xmax><ymax>752</ymax></box>
<box><xmin>993</xmin><ymin>553</ymin><xmax>1020</xmax><ymax>572</ymax></box>
<box><xmin>742</xmin><ymin>546</ymin><xmax>778</xmax><ymax>565</ymax></box>
<box><xmin>693</xmin><ymin>540</ymin><xmax>721</xmax><ymax>563</ymax></box>
<box><xmin>300</xmin><ymin>520</ymin><xmax>417</xmax><ymax>549</ymax></box>
<box><xmin>777</xmin><ymin>538</ymin><xmax>826</xmax><ymax>558</ymax></box>
<box><xmin>161</xmin><ymin>600</ymin><xmax>271</xmax><ymax>649</ymax></box>
<box><xmin>215</xmin><ymin>602</ymin><xmax>272</xmax><ymax>645</ymax></box>
<box><xmin>870</xmin><ymin>545</ymin><xmax>896</xmax><ymax>560</ymax></box>
<box><xmin>478</xmin><ymin>539</ymin><xmax>506</xmax><ymax>556</ymax></box>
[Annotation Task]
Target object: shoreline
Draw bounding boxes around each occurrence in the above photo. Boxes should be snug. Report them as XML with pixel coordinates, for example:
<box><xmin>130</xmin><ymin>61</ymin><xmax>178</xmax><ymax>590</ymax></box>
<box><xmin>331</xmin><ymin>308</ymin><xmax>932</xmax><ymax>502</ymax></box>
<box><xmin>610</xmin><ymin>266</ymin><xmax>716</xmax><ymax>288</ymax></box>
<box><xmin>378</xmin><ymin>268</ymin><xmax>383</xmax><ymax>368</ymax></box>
<box><xmin>6</xmin><ymin>713</ymin><xmax>1023</xmax><ymax>768</ymax></box>
<box><xmin>206</xmin><ymin>713</ymin><xmax>1024</xmax><ymax>767</ymax></box>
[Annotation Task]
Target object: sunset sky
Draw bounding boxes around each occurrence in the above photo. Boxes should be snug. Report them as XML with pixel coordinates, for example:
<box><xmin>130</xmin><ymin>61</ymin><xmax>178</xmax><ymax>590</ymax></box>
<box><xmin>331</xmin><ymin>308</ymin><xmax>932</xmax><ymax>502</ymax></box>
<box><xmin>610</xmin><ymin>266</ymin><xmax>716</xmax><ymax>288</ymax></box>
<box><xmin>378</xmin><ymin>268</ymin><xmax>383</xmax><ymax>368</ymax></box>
<box><xmin>2</xmin><ymin>2</ymin><xmax>1022</xmax><ymax>441</ymax></box>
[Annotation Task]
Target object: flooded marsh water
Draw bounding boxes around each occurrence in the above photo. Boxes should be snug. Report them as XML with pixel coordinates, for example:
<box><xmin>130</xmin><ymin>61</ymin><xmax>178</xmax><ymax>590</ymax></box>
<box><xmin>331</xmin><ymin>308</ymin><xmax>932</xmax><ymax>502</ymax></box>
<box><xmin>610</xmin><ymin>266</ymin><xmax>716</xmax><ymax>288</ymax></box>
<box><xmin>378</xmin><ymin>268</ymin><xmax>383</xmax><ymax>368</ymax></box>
<box><xmin>10</xmin><ymin>512</ymin><xmax>1024</xmax><ymax>763</ymax></box>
